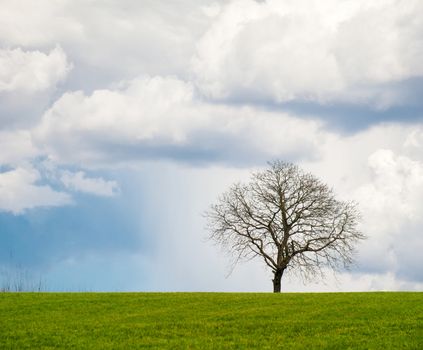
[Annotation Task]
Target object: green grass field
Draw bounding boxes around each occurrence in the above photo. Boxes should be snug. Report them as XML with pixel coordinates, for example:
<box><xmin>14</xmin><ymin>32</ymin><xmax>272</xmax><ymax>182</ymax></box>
<box><xmin>0</xmin><ymin>292</ymin><xmax>422</xmax><ymax>349</ymax></box>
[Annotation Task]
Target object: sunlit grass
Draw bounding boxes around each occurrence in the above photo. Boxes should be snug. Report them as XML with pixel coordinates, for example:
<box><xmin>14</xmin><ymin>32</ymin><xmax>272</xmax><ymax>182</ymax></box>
<box><xmin>0</xmin><ymin>292</ymin><xmax>421</xmax><ymax>349</ymax></box>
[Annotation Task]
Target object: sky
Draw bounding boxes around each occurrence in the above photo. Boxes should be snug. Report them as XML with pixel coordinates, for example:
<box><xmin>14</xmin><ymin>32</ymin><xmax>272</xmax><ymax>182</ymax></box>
<box><xmin>1</xmin><ymin>0</ymin><xmax>423</xmax><ymax>292</ymax></box>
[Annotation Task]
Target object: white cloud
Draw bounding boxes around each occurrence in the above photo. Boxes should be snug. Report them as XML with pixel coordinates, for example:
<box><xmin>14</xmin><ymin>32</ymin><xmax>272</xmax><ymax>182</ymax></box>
<box><xmin>0</xmin><ymin>46</ymin><xmax>72</xmax><ymax>93</ymax></box>
<box><xmin>353</xmin><ymin>149</ymin><xmax>423</xmax><ymax>282</ymax></box>
<box><xmin>300</xmin><ymin>125</ymin><xmax>423</xmax><ymax>285</ymax></box>
<box><xmin>360</xmin><ymin>149</ymin><xmax>423</xmax><ymax>221</ymax></box>
<box><xmin>0</xmin><ymin>166</ymin><xmax>72</xmax><ymax>214</ymax></box>
<box><xmin>2</xmin><ymin>0</ymin><xmax>421</xmax><ymax>108</ymax></box>
<box><xmin>33</xmin><ymin>76</ymin><xmax>328</xmax><ymax>167</ymax></box>
<box><xmin>0</xmin><ymin>0</ymin><xmax>82</xmax><ymax>47</ymax></box>
<box><xmin>60</xmin><ymin>170</ymin><xmax>119</xmax><ymax>197</ymax></box>
<box><xmin>0</xmin><ymin>0</ymin><xmax>216</xmax><ymax>81</ymax></box>
<box><xmin>292</xmin><ymin>271</ymin><xmax>423</xmax><ymax>292</ymax></box>
<box><xmin>193</xmin><ymin>0</ymin><xmax>423</xmax><ymax>106</ymax></box>
<box><xmin>0</xmin><ymin>130</ymin><xmax>39</xmax><ymax>165</ymax></box>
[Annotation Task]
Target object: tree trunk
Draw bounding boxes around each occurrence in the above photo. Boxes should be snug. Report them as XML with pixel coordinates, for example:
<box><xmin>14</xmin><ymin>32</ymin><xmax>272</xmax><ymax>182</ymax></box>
<box><xmin>272</xmin><ymin>269</ymin><xmax>284</xmax><ymax>293</ymax></box>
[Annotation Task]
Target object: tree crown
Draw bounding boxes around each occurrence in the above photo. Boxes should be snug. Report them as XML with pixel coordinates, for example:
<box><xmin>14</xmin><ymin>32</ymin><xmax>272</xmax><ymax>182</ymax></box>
<box><xmin>206</xmin><ymin>161</ymin><xmax>365</xmax><ymax>282</ymax></box>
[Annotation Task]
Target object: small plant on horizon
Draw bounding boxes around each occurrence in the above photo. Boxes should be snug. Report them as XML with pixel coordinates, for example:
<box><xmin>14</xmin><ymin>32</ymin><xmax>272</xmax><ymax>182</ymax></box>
<box><xmin>0</xmin><ymin>264</ymin><xmax>46</xmax><ymax>292</ymax></box>
<box><xmin>205</xmin><ymin>161</ymin><xmax>366</xmax><ymax>293</ymax></box>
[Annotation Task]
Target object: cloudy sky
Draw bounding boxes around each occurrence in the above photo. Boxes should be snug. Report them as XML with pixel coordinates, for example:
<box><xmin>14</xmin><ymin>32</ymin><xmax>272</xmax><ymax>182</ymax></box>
<box><xmin>1</xmin><ymin>0</ymin><xmax>423</xmax><ymax>292</ymax></box>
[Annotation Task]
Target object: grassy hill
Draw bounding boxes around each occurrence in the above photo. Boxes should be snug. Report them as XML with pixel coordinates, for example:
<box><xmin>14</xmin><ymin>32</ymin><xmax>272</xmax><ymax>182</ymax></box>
<box><xmin>0</xmin><ymin>292</ymin><xmax>421</xmax><ymax>349</ymax></box>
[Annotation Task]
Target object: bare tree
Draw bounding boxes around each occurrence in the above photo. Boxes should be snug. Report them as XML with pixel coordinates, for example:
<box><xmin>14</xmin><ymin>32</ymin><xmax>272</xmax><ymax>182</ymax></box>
<box><xmin>206</xmin><ymin>161</ymin><xmax>365</xmax><ymax>292</ymax></box>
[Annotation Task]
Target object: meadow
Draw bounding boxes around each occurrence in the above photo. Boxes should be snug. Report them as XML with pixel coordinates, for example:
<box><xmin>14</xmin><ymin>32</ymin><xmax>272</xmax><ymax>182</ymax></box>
<box><xmin>0</xmin><ymin>292</ymin><xmax>421</xmax><ymax>349</ymax></box>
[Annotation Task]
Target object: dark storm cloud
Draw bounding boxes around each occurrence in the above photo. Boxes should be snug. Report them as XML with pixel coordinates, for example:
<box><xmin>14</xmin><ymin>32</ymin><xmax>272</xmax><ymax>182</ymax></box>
<box><xmin>214</xmin><ymin>77</ymin><xmax>423</xmax><ymax>133</ymax></box>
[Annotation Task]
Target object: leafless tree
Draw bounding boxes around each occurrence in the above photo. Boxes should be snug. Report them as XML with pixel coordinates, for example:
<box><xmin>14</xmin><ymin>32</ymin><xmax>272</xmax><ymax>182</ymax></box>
<box><xmin>206</xmin><ymin>161</ymin><xmax>365</xmax><ymax>292</ymax></box>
